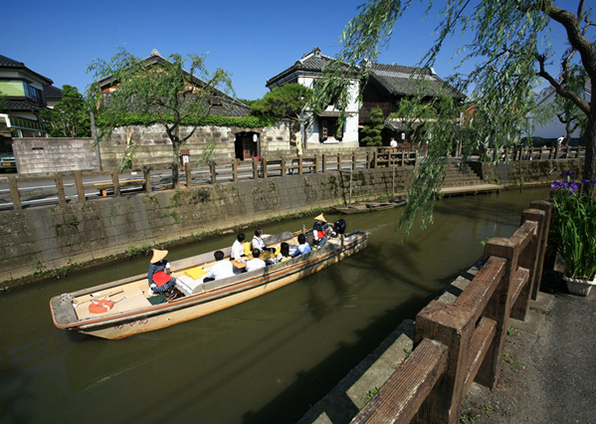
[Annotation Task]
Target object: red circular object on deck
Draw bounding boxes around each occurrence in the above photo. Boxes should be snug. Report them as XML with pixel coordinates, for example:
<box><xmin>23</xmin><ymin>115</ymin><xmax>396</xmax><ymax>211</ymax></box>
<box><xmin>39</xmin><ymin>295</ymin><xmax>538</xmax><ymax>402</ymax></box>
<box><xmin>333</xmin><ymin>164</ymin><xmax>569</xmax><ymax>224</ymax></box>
<box><xmin>89</xmin><ymin>299</ymin><xmax>114</xmax><ymax>314</ymax></box>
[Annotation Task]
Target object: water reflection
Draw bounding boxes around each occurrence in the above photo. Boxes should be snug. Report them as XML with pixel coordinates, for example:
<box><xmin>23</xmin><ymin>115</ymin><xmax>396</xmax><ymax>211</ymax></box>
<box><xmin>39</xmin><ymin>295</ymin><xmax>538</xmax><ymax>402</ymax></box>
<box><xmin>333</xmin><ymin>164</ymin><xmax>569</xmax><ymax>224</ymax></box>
<box><xmin>0</xmin><ymin>187</ymin><xmax>550</xmax><ymax>424</ymax></box>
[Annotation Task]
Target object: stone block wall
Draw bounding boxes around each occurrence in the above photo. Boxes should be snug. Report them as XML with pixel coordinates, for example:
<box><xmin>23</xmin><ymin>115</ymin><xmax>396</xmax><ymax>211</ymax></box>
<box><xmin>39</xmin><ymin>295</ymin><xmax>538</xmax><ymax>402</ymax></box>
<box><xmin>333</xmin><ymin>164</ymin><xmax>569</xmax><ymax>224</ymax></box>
<box><xmin>0</xmin><ymin>167</ymin><xmax>414</xmax><ymax>285</ymax></box>
<box><xmin>469</xmin><ymin>159</ymin><xmax>583</xmax><ymax>187</ymax></box>
<box><xmin>14</xmin><ymin>137</ymin><xmax>98</xmax><ymax>175</ymax></box>
<box><xmin>100</xmin><ymin>122</ymin><xmax>298</xmax><ymax>170</ymax></box>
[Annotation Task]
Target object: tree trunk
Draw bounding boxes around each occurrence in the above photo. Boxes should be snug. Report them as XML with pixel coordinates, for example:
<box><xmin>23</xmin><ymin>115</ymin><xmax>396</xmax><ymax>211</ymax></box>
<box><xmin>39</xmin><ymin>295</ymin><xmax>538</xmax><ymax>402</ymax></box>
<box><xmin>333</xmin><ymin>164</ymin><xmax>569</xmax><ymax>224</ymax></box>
<box><xmin>172</xmin><ymin>142</ymin><xmax>181</xmax><ymax>189</ymax></box>
<box><xmin>584</xmin><ymin>101</ymin><xmax>596</xmax><ymax>199</ymax></box>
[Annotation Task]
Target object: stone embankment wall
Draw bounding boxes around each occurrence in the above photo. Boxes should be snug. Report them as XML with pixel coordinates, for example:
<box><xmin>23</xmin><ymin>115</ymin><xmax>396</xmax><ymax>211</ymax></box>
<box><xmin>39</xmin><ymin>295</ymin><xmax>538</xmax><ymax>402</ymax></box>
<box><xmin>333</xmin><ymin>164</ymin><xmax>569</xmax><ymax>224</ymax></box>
<box><xmin>0</xmin><ymin>167</ymin><xmax>414</xmax><ymax>286</ymax></box>
<box><xmin>469</xmin><ymin>158</ymin><xmax>584</xmax><ymax>187</ymax></box>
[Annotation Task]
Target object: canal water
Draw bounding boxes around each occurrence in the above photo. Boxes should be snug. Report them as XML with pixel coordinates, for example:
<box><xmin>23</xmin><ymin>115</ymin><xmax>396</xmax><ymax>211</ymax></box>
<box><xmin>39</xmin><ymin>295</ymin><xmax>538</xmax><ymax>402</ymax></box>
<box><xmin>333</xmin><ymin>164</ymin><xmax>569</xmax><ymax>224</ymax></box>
<box><xmin>0</xmin><ymin>187</ymin><xmax>550</xmax><ymax>424</ymax></box>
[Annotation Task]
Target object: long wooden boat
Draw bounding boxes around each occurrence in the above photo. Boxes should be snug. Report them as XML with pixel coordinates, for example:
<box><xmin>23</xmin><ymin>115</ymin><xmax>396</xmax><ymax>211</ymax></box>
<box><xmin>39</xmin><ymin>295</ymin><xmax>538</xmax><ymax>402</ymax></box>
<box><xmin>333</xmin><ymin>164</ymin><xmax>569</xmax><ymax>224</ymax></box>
<box><xmin>332</xmin><ymin>196</ymin><xmax>407</xmax><ymax>215</ymax></box>
<box><xmin>50</xmin><ymin>229</ymin><xmax>369</xmax><ymax>340</ymax></box>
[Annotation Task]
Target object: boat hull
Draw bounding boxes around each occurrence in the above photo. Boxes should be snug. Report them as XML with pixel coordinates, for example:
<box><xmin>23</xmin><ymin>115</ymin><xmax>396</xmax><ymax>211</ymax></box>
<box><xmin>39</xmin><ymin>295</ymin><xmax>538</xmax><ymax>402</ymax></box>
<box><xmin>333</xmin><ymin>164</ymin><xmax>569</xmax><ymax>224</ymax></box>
<box><xmin>50</xmin><ymin>230</ymin><xmax>369</xmax><ymax>340</ymax></box>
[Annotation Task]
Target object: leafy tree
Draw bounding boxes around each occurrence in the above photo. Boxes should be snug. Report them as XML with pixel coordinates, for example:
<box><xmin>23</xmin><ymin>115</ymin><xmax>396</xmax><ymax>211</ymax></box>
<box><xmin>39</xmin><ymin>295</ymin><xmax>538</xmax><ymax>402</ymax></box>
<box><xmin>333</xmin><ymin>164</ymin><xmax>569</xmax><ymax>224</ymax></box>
<box><xmin>40</xmin><ymin>85</ymin><xmax>91</xmax><ymax>137</ymax></box>
<box><xmin>361</xmin><ymin>107</ymin><xmax>384</xmax><ymax>146</ymax></box>
<box><xmin>550</xmin><ymin>65</ymin><xmax>588</xmax><ymax>142</ymax></box>
<box><xmin>250</xmin><ymin>83</ymin><xmax>313</xmax><ymax>119</ymax></box>
<box><xmin>319</xmin><ymin>0</ymin><xmax>596</xmax><ymax>234</ymax></box>
<box><xmin>88</xmin><ymin>48</ymin><xmax>234</xmax><ymax>188</ymax></box>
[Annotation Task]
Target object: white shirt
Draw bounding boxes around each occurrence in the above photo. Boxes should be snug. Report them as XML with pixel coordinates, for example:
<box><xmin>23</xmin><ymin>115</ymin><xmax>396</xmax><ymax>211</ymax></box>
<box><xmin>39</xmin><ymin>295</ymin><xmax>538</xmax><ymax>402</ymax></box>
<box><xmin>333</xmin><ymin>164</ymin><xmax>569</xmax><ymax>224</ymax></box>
<box><xmin>204</xmin><ymin>260</ymin><xmax>235</xmax><ymax>280</ymax></box>
<box><xmin>390</xmin><ymin>139</ymin><xmax>398</xmax><ymax>148</ymax></box>
<box><xmin>231</xmin><ymin>240</ymin><xmax>245</xmax><ymax>259</ymax></box>
<box><xmin>252</xmin><ymin>235</ymin><xmax>267</xmax><ymax>251</ymax></box>
<box><xmin>245</xmin><ymin>258</ymin><xmax>266</xmax><ymax>272</ymax></box>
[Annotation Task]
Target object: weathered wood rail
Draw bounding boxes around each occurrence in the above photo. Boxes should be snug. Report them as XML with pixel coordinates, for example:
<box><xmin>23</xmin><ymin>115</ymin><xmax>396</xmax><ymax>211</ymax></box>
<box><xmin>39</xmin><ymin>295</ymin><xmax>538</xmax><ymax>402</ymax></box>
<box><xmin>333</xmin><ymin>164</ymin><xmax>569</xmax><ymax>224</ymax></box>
<box><xmin>352</xmin><ymin>200</ymin><xmax>552</xmax><ymax>424</ymax></box>
<box><xmin>0</xmin><ymin>151</ymin><xmax>417</xmax><ymax>210</ymax></box>
<box><xmin>485</xmin><ymin>145</ymin><xmax>585</xmax><ymax>162</ymax></box>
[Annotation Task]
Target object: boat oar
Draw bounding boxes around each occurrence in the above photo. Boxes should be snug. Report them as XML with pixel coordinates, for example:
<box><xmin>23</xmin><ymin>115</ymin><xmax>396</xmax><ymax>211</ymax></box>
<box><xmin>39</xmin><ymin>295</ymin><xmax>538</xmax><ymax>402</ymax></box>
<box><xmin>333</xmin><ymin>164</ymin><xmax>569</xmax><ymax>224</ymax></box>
<box><xmin>74</xmin><ymin>290</ymin><xmax>124</xmax><ymax>307</ymax></box>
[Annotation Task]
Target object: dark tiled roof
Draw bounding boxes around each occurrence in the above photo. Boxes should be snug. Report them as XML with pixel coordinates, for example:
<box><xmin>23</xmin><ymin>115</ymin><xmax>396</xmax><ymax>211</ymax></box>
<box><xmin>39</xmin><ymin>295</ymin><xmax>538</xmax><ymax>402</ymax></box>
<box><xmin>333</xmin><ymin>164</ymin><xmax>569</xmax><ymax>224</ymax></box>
<box><xmin>0</xmin><ymin>54</ymin><xmax>54</xmax><ymax>85</ymax></box>
<box><xmin>3</xmin><ymin>98</ymin><xmax>46</xmax><ymax>112</ymax></box>
<box><xmin>266</xmin><ymin>47</ymin><xmax>352</xmax><ymax>87</ymax></box>
<box><xmin>97</xmin><ymin>50</ymin><xmax>250</xmax><ymax>117</ymax></box>
<box><xmin>44</xmin><ymin>85</ymin><xmax>63</xmax><ymax>100</ymax></box>
<box><xmin>266</xmin><ymin>48</ymin><xmax>464</xmax><ymax>100</ymax></box>
<box><xmin>0</xmin><ymin>54</ymin><xmax>25</xmax><ymax>68</ymax></box>
<box><xmin>367</xmin><ymin>63</ymin><xmax>464</xmax><ymax>99</ymax></box>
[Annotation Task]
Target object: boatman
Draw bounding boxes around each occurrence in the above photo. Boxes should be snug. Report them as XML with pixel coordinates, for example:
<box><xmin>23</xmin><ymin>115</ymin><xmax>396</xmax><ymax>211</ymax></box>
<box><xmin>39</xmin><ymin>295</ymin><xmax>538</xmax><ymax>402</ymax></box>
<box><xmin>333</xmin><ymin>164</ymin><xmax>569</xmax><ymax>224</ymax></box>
<box><xmin>148</xmin><ymin>249</ymin><xmax>181</xmax><ymax>299</ymax></box>
<box><xmin>312</xmin><ymin>214</ymin><xmax>333</xmax><ymax>248</ymax></box>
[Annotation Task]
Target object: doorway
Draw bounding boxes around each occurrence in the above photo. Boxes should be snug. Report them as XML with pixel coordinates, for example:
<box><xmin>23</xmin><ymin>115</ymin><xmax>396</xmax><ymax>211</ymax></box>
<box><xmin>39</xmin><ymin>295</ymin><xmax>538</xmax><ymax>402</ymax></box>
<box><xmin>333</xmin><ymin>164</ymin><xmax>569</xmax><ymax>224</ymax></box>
<box><xmin>234</xmin><ymin>132</ymin><xmax>259</xmax><ymax>160</ymax></box>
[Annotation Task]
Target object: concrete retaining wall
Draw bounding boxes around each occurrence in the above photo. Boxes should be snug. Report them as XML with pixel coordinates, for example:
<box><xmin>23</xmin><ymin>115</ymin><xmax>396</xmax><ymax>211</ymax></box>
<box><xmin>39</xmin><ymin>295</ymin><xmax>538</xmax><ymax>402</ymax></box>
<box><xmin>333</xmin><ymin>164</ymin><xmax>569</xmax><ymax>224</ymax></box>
<box><xmin>0</xmin><ymin>166</ymin><xmax>414</xmax><ymax>285</ymax></box>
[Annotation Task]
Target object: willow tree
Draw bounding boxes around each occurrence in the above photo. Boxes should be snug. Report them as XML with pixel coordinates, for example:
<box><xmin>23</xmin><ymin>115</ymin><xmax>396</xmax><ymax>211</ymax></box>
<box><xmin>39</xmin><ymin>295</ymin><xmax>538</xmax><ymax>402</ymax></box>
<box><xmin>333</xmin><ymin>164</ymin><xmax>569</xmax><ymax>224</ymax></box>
<box><xmin>88</xmin><ymin>48</ymin><xmax>233</xmax><ymax>188</ymax></box>
<box><xmin>322</xmin><ymin>0</ymin><xmax>596</xmax><ymax>233</ymax></box>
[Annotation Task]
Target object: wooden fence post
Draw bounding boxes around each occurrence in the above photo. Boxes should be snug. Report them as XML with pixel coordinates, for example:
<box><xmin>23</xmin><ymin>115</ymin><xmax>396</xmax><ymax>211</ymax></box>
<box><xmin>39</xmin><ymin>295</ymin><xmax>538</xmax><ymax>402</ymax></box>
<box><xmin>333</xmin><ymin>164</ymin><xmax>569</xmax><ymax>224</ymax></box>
<box><xmin>74</xmin><ymin>171</ymin><xmax>85</xmax><ymax>202</ymax></box>
<box><xmin>529</xmin><ymin>200</ymin><xmax>553</xmax><ymax>299</ymax></box>
<box><xmin>337</xmin><ymin>153</ymin><xmax>342</xmax><ymax>171</ymax></box>
<box><xmin>314</xmin><ymin>154</ymin><xmax>320</xmax><ymax>173</ymax></box>
<box><xmin>144</xmin><ymin>168</ymin><xmax>152</xmax><ymax>193</ymax></box>
<box><xmin>54</xmin><ymin>173</ymin><xmax>67</xmax><ymax>205</ymax></box>
<box><xmin>7</xmin><ymin>176</ymin><xmax>21</xmax><ymax>210</ymax></box>
<box><xmin>232</xmin><ymin>160</ymin><xmax>238</xmax><ymax>182</ymax></box>
<box><xmin>476</xmin><ymin>236</ymin><xmax>518</xmax><ymax>388</ymax></box>
<box><xmin>414</xmin><ymin>302</ymin><xmax>475</xmax><ymax>423</ymax></box>
<box><xmin>262</xmin><ymin>157</ymin><xmax>268</xmax><ymax>179</ymax></box>
<box><xmin>321</xmin><ymin>154</ymin><xmax>327</xmax><ymax>173</ymax></box>
<box><xmin>111</xmin><ymin>169</ymin><xmax>120</xmax><ymax>196</ymax></box>
<box><xmin>252</xmin><ymin>157</ymin><xmax>259</xmax><ymax>179</ymax></box>
<box><xmin>298</xmin><ymin>156</ymin><xmax>304</xmax><ymax>175</ymax></box>
<box><xmin>352</xmin><ymin>152</ymin><xmax>357</xmax><ymax>170</ymax></box>
<box><xmin>511</xmin><ymin>210</ymin><xmax>545</xmax><ymax>319</ymax></box>
<box><xmin>280</xmin><ymin>157</ymin><xmax>286</xmax><ymax>177</ymax></box>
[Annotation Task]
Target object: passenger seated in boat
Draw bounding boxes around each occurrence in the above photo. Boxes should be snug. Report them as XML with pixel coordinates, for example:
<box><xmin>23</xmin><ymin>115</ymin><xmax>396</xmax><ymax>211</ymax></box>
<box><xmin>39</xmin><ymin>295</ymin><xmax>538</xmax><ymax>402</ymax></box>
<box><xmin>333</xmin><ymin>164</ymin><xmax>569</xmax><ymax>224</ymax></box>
<box><xmin>292</xmin><ymin>234</ymin><xmax>312</xmax><ymax>257</ymax></box>
<box><xmin>245</xmin><ymin>249</ymin><xmax>267</xmax><ymax>272</ymax></box>
<box><xmin>203</xmin><ymin>250</ymin><xmax>236</xmax><ymax>282</ymax></box>
<box><xmin>251</xmin><ymin>229</ymin><xmax>271</xmax><ymax>251</ymax></box>
<box><xmin>148</xmin><ymin>249</ymin><xmax>181</xmax><ymax>299</ymax></box>
<box><xmin>231</xmin><ymin>233</ymin><xmax>247</xmax><ymax>260</ymax></box>
<box><xmin>273</xmin><ymin>242</ymin><xmax>292</xmax><ymax>263</ymax></box>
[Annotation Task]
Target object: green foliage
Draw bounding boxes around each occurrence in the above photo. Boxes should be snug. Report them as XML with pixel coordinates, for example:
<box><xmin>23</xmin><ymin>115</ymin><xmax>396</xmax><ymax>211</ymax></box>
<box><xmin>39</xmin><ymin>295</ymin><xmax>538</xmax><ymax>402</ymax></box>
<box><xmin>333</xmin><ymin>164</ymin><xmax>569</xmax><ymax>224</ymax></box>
<box><xmin>87</xmin><ymin>48</ymin><xmax>235</xmax><ymax>187</ymax></box>
<box><xmin>550</xmin><ymin>174</ymin><xmax>596</xmax><ymax>280</ymax></box>
<box><xmin>251</xmin><ymin>83</ymin><xmax>313</xmax><ymax>119</ymax></box>
<box><xmin>361</xmin><ymin>107</ymin><xmax>384</xmax><ymax>146</ymax></box>
<box><xmin>322</xmin><ymin>0</ymin><xmax>596</xmax><ymax>234</ymax></box>
<box><xmin>95</xmin><ymin>112</ymin><xmax>274</xmax><ymax>128</ymax></box>
<box><xmin>361</xmin><ymin>386</ymin><xmax>380</xmax><ymax>406</ymax></box>
<box><xmin>39</xmin><ymin>85</ymin><xmax>91</xmax><ymax>137</ymax></box>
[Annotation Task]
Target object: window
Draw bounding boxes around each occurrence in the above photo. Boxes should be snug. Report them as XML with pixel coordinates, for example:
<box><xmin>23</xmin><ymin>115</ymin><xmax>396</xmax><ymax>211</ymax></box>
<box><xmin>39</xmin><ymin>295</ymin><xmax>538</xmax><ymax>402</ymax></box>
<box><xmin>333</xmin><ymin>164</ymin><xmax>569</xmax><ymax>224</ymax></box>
<box><xmin>0</xmin><ymin>80</ymin><xmax>26</xmax><ymax>97</ymax></box>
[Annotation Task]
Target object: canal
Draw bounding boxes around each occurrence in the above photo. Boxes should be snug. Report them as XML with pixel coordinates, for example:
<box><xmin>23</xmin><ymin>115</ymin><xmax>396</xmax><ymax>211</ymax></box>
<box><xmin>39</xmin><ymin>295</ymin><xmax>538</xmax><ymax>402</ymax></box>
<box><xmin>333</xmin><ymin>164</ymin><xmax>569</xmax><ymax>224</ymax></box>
<box><xmin>0</xmin><ymin>187</ymin><xmax>550</xmax><ymax>424</ymax></box>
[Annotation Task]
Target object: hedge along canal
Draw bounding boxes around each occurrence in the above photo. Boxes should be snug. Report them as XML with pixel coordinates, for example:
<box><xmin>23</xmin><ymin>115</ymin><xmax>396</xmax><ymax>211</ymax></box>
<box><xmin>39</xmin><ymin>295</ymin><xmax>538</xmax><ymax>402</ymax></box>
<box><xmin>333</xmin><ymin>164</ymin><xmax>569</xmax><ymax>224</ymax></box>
<box><xmin>0</xmin><ymin>186</ymin><xmax>551</xmax><ymax>424</ymax></box>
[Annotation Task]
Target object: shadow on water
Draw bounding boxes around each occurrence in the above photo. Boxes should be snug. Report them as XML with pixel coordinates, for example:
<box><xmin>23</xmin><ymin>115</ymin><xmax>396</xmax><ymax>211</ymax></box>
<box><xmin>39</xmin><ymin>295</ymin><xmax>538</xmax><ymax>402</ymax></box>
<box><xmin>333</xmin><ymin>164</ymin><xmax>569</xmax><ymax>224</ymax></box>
<box><xmin>241</xmin><ymin>293</ymin><xmax>434</xmax><ymax>424</ymax></box>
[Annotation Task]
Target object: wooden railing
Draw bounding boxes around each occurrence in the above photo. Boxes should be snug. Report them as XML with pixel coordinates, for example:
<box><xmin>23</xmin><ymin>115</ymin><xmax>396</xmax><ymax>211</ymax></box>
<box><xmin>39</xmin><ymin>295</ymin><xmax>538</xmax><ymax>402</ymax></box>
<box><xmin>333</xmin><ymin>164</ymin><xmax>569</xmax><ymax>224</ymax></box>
<box><xmin>484</xmin><ymin>145</ymin><xmax>585</xmax><ymax>162</ymax></box>
<box><xmin>0</xmin><ymin>151</ymin><xmax>418</xmax><ymax>211</ymax></box>
<box><xmin>352</xmin><ymin>200</ymin><xmax>552</xmax><ymax>424</ymax></box>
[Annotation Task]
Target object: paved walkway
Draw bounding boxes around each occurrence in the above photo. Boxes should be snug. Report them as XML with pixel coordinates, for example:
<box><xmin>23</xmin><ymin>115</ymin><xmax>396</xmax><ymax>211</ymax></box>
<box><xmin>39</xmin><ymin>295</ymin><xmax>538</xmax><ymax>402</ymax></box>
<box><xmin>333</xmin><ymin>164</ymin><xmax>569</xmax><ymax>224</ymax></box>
<box><xmin>461</xmin><ymin>286</ymin><xmax>596</xmax><ymax>423</ymax></box>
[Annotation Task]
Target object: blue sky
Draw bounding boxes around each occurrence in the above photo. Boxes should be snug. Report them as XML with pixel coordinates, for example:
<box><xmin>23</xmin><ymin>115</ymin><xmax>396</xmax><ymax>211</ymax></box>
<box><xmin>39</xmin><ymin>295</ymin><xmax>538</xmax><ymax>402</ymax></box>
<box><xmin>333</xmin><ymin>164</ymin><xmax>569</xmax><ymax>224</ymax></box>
<box><xmin>4</xmin><ymin>0</ymin><xmax>576</xmax><ymax>100</ymax></box>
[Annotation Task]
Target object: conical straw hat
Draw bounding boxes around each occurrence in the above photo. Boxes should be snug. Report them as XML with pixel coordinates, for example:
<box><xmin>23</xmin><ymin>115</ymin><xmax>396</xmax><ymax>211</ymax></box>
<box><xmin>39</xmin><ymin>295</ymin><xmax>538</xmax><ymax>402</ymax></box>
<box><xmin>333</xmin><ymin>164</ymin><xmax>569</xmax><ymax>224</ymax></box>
<box><xmin>314</xmin><ymin>213</ymin><xmax>326</xmax><ymax>222</ymax></box>
<box><xmin>151</xmin><ymin>249</ymin><xmax>168</xmax><ymax>263</ymax></box>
